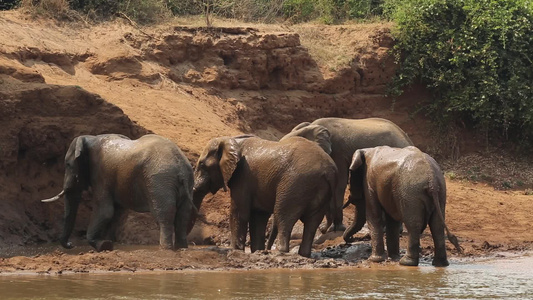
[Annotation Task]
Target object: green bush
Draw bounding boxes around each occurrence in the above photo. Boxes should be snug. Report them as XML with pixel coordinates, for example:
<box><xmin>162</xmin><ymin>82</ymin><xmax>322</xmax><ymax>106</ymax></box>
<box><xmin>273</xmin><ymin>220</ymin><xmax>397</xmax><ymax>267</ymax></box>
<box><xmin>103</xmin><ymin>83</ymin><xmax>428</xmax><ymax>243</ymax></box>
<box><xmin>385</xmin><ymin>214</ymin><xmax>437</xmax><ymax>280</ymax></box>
<box><xmin>345</xmin><ymin>0</ymin><xmax>384</xmax><ymax>19</ymax></box>
<box><xmin>388</xmin><ymin>0</ymin><xmax>533</xmax><ymax>145</ymax></box>
<box><xmin>0</xmin><ymin>0</ymin><xmax>20</xmax><ymax>10</ymax></box>
<box><xmin>282</xmin><ymin>0</ymin><xmax>384</xmax><ymax>23</ymax></box>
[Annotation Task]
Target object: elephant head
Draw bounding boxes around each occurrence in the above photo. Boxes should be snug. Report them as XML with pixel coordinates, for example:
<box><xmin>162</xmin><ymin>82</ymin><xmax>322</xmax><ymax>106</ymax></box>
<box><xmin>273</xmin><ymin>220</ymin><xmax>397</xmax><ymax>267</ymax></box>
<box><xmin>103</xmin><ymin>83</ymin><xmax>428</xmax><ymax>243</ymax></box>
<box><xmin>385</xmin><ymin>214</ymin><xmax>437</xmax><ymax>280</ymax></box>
<box><xmin>280</xmin><ymin>123</ymin><xmax>332</xmax><ymax>155</ymax></box>
<box><xmin>41</xmin><ymin>136</ymin><xmax>92</xmax><ymax>249</ymax></box>
<box><xmin>343</xmin><ymin>149</ymin><xmax>367</xmax><ymax>243</ymax></box>
<box><xmin>192</xmin><ymin>136</ymin><xmax>243</xmax><ymax>213</ymax></box>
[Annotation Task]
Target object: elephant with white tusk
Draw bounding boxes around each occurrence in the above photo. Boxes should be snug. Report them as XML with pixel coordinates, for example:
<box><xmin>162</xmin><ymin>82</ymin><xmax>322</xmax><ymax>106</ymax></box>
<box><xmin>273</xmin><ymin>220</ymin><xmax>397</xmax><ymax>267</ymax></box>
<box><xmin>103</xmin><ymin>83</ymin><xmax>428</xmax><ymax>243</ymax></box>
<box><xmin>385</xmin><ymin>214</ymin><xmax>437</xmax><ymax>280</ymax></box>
<box><xmin>41</xmin><ymin>134</ymin><xmax>195</xmax><ymax>252</ymax></box>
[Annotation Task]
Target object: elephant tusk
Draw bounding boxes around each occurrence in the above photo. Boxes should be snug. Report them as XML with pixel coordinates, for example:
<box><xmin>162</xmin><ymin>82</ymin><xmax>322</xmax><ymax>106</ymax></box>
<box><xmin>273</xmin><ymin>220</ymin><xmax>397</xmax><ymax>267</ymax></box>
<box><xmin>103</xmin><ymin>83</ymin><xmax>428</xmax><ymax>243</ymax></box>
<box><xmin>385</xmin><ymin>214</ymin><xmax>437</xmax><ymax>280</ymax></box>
<box><xmin>41</xmin><ymin>190</ymin><xmax>65</xmax><ymax>203</ymax></box>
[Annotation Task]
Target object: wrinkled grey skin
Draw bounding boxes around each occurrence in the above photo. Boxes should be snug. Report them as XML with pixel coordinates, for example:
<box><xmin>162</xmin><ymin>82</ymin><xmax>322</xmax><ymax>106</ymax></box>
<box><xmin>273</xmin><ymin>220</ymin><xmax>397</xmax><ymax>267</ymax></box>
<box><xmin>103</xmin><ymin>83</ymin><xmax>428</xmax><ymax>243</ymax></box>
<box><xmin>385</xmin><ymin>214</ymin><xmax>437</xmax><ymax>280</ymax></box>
<box><xmin>345</xmin><ymin>146</ymin><xmax>462</xmax><ymax>267</ymax></box>
<box><xmin>41</xmin><ymin>134</ymin><xmax>194</xmax><ymax>252</ymax></box>
<box><xmin>281</xmin><ymin>117</ymin><xmax>414</xmax><ymax>232</ymax></box>
<box><xmin>192</xmin><ymin>135</ymin><xmax>337</xmax><ymax>257</ymax></box>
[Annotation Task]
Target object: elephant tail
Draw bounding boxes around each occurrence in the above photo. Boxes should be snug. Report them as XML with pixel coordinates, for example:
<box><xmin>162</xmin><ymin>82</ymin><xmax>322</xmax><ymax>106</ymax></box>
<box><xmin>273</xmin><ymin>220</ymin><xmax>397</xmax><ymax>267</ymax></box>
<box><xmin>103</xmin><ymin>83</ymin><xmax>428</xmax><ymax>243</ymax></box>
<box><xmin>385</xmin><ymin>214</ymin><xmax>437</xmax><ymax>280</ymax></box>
<box><xmin>428</xmin><ymin>183</ymin><xmax>463</xmax><ymax>254</ymax></box>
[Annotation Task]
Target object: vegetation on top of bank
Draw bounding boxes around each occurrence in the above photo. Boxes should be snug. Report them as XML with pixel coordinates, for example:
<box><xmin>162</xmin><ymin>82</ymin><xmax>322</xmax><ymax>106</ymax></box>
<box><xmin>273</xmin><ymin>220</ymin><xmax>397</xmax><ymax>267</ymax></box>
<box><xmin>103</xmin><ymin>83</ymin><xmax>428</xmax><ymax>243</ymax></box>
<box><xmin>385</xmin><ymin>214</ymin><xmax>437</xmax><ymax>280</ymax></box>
<box><xmin>2</xmin><ymin>0</ymin><xmax>388</xmax><ymax>24</ymax></box>
<box><xmin>2</xmin><ymin>0</ymin><xmax>532</xmax><ymax>147</ymax></box>
<box><xmin>388</xmin><ymin>0</ymin><xmax>533</xmax><ymax>147</ymax></box>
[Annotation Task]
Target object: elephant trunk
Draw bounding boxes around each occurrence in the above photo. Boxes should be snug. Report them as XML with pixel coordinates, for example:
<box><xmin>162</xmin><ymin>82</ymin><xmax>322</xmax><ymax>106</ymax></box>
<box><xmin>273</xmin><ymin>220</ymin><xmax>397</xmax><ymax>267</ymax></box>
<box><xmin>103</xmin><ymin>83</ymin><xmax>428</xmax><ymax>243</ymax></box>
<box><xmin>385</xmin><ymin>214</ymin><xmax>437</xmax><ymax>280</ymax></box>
<box><xmin>60</xmin><ymin>191</ymin><xmax>81</xmax><ymax>249</ymax></box>
<box><xmin>343</xmin><ymin>196</ymin><xmax>366</xmax><ymax>243</ymax></box>
<box><xmin>187</xmin><ymin>186</ymin><xmax>209</xmax><ymax>233</ymax></box>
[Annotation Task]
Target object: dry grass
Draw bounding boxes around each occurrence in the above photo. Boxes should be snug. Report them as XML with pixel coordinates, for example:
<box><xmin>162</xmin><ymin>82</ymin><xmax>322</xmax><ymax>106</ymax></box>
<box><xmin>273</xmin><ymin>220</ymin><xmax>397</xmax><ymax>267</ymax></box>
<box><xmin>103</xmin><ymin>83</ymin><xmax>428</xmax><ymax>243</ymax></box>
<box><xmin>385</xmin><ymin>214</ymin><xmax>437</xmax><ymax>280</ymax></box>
<box><xmin>442</xmin><ymin>150</ymin><xmax>533</xmax><ymax>190</ymax></box>
<box><xmin>292</xmin><ymin>25</ymin><xmax>353</xmax><ymax>73</ymax></box>
<box><xmin>292</xmin><ymin>22</ymin><xmax>392</xmax><ymax>72</ymax></box>
<box><xmin>19</xmin><ymin>0</ymin><xmax>87</xmax><ymax>22</ymax></box>
<box><xmin>20</xmin><ymin>0</ymin><xmax>70</xmax><ymax>14</ymax></box>
<box><xmin>165</xmin><ymin>15</ymin><xmax>291</xmax><ymax>31</ymax></box>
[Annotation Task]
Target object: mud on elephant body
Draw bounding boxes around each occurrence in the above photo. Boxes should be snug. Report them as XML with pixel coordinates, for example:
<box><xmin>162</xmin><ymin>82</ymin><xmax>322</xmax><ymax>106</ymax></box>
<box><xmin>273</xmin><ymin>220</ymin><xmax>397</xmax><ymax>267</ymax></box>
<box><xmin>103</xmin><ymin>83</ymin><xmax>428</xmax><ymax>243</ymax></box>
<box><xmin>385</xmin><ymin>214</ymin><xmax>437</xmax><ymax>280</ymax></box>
<box><xmin>192</xmin><ymin>135</ymin><xmax>338</xmax><ymax>257</ymax></box>
<box><xmin>281</xmin><ymin>117</ymin><xmax>414</xmax><ymax>232</ymax></box>
<box><xmin>41</xmin><ymin>134</ymin><xmax>195</xmax><ymax>252</ymax></box>
<box><xmin>344</xmin><ymin>146</ymin><xmax>462</xmax><ymax>267</ymax></box>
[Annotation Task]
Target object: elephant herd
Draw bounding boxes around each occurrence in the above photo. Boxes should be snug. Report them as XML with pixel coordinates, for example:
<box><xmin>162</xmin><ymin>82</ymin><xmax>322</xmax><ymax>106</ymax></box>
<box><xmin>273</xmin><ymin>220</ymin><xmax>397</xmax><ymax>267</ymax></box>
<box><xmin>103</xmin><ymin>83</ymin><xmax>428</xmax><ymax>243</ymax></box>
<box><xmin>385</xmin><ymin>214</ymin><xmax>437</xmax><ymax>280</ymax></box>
<box><xmin>41</xmin><ymin>117</ymin><xmax>462</xmax><ymax>267</ymax></box>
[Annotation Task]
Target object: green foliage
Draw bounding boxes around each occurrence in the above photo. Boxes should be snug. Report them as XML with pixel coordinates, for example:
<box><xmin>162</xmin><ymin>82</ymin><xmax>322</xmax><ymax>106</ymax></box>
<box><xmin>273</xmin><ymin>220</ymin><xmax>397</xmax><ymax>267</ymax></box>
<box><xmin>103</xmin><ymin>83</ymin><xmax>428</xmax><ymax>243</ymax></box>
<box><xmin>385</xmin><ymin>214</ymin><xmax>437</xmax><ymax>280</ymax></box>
<box><xmin>282</xmin><ymin>0</ymin><xmax>321</xmax><ymax>23</ymax></box>
<box><xmin>345</xmin><ymin>0</ymin><xmax>384</xmax><ymax>19</ymax></box>
<box><xmin>0</xmin><ymin>0</ymin><xmax>20</xmax><ymax>10</ymax></box>
<box><xmin>388</xmin><ymin>0</ymin><xmax>533</xmax><ymax>145</ymax></box>
<box><xmin>282</xmin><ymin>0</ymin><xmax>385</xmax><ymax>23</ymax></box>
<box><xmin>12</xmin><ymin>0</ymin><xmax>390</xmax><ymax>24</ymax></box>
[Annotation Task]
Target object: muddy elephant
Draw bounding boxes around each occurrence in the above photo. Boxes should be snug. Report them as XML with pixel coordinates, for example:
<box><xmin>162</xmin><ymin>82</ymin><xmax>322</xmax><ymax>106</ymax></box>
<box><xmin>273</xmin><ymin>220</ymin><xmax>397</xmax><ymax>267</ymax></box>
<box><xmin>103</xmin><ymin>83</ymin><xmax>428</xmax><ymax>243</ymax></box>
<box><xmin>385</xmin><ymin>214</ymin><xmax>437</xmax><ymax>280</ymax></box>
<box><xmin>281</xmin><ymin>117</ymin><xmax>414</xmax><ymax>231</ymax></box>
<box><xmin>41</xmin><ymin>134</ymin><xmax>194</xmax><ymax>252</ymax></box>
<box><xmin>192</xmin><ymin>135</ymin><xmax>338</xmax><ymax>257</ymax></box>
<box><xmin>344</xmin><ymin>146</ymin><xmax>462</xmax><ymax>266</ymax></box>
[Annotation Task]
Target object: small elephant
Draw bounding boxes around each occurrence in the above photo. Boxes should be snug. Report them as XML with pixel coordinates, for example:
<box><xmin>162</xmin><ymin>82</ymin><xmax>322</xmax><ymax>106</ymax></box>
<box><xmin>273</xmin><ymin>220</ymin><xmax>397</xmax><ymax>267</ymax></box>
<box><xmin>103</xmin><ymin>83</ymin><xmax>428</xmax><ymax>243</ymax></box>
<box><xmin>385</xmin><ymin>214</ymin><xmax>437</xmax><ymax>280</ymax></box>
<box><xmin>192</xmin><ymin>135</ymin><xmax>338</xmax><ymax>257</ymax></box>
<box><xmin>281</xmin><ymin>117</ymin><xmax>414</xmax><ymax>231</ymax></box>
<box><xmin>41</xmin><ymin>134</ymin><xmax>195</xmax><ymax>252</ymax></box>
<box><xmin>344</xmin><ymin>146</ymin><xmax>462</xmax><ymax>266</ymax></box>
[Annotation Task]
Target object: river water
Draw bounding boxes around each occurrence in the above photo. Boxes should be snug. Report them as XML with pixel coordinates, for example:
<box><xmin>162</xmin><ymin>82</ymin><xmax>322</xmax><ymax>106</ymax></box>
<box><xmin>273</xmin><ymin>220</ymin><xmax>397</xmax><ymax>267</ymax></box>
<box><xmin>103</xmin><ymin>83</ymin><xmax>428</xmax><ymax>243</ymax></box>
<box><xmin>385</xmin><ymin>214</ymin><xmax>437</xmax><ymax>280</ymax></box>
<box><xmin>1</xmin><ymin>255</ymin><xmax>532</xmax><ymax>299</ymax></box>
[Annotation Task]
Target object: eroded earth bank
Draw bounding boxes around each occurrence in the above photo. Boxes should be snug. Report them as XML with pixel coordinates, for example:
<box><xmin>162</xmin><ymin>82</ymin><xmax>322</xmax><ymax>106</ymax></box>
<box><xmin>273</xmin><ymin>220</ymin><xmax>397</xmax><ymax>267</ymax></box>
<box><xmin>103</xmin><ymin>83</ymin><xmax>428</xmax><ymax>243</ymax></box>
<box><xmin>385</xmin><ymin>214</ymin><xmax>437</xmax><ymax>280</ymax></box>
<box><xmin>1</xmin><ymin>11</ymin><xmax>532</xmax><ymax>274</ymax></box>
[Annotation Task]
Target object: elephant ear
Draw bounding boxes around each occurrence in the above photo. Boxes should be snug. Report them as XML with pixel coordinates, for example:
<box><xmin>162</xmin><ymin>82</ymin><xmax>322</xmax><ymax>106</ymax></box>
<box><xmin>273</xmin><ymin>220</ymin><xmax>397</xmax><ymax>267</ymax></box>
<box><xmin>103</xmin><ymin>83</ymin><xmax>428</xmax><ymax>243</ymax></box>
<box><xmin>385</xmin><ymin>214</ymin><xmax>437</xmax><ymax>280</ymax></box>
<box><xmin>291</xmin><ymin>122</ymin><xmax>311</xmax><ymax>132</ymax></box>
<box><xmin>348</xmin><ymin>149</ymin><xmax>367</xmax><ymax>208</ymax></box>
<box><xmin>350</xmin><ymin>149</ymin><xmax>366</xmax><ymax>171</ymax></box>
<box><xmin>74</xmin><ymin>136</ymin><xmax>86</xmax><ymax>159</ymax></box>
<box><xmin>71</xmin><ymin>136</ymin><xmax>91</xmax><ymax>190</ymax></box>
<box><xmin>218</xmin><ymin>137</ymin><xmax>241</xmax><ymax>191</ymax></box>
<box><xmin>310</xmin><ymin>125</ymin><xmax>332</xmax><ymax>155</ymax></box>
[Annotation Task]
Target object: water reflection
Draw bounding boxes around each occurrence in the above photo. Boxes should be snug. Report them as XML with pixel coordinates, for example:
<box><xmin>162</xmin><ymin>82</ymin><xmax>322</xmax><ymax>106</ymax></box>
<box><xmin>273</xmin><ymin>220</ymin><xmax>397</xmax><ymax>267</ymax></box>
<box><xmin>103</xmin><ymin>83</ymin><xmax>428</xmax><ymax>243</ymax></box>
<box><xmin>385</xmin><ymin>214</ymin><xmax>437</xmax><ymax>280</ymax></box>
<box><xmin>1</xmin><ymin>256</ymin><xmax>532</xmax><ymax>299</ymax></box>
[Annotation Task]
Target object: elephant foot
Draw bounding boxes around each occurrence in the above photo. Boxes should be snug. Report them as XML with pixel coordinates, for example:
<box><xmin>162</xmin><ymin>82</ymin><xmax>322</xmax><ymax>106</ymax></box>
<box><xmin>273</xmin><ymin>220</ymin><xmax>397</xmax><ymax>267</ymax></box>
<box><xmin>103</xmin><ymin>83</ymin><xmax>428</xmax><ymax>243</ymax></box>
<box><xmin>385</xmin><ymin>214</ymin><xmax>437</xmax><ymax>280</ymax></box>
<box><xmin>60</xmin><ymin>241</ymin><xmax>74</xmax><ymax>249</ymax></box>
<box><xmin>95</xmin><ymin>240</ymin><xmax>114</xmax><ymax>252</ymax></box>
<box><xmin>344</xmin><ymin>235</ymin><xmax>355</xmax><ymax>244</ymax></box>
<box><xmin>432</xmin><ymin>257</ymin><xmax>449</xmax><ymax>267</ymax></box>
<box><xmin>174</xmin><ymin>238</ymin><xmax>188</xmax><ymax>250</ymax></box>
<box><xmin>368</xmin><ymin>254</ymin><xmax>386</xmax><ymax>263</ymax></box>
<box><xmin>399</xmin><ymin>255</ymin><xmax>419</xmax><ymax>266</ymax></box>
<box><xmin>388</xmin><ymin>254</ymin><xmax>401</xmax><ymax>261</ymax></box>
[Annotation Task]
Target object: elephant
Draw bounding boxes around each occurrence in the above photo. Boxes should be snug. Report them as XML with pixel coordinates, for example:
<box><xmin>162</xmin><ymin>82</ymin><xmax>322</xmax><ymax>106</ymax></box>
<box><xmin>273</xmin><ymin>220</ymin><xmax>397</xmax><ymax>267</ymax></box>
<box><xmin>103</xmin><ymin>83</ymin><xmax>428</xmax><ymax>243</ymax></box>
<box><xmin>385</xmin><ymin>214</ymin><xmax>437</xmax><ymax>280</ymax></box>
<box><xmin>192</xmin><ymin>135</ymin><xmax>338</xmax><ymax>257</ymax></box>
<box><xmin>344</xmin><ymin>146</ymin><xmax>462</xmax><ymax>266</ymax></box>
<box><xmin>41</xmin><ymin>134</ymin><xmax>195</xmax><ymax>252</ymax></box>
<box><xmin>280</xmin><ymin>117</ymin><xmax>414</xmax><ymax>232</ymax></box>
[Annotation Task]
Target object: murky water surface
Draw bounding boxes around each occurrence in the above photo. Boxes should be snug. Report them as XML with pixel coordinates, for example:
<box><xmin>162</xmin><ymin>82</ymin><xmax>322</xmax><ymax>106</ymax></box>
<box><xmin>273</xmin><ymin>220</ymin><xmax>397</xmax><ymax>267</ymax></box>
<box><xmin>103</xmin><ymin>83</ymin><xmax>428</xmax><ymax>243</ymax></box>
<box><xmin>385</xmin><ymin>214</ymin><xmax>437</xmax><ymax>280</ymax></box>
<box><xmin>1</xmin><ymin>255</ymin><xmax>532</xmax><ymax>299</ymax></box>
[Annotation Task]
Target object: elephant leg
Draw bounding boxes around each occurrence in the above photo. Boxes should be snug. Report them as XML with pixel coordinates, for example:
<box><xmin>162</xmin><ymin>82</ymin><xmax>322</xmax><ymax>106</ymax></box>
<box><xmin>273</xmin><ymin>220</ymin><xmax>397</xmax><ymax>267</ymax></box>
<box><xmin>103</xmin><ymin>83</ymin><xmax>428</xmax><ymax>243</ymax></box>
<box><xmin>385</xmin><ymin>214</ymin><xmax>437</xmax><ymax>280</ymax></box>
<box><xmin>299</xmin><ymin>210</ymin><xmax>325</xmax><ymax>258</ymax></box>
<box><xmin>249</xmin><ymin>211</ymin><xmax>270</xmax><ymax>253</ymax></box>
<box><xmin>400</xmin><ymin>228</ymin><xmax>421</xmax><ymax>266</ymax></box>
<box><xmin>399</xmin><ymin>198</ymin><xmax>427</xmax><ymax>266</ymax></box>
<box><xmin>385</xmin><ymin>213</ymin><xmax>401</xmax><ymax>260</ymax></box>
<box><xmin>149</xmin><ymin>189</ymin><xmax>177</xmax><ymax>250</ymax></box>
<box><xmin>229</xmin><ymin>199</ymin><xmax>250</xmax><ymax>251</ymax></box>
<box><xmin>174</xmin><ymin>194</ymin><xmax>193</xmax><ymax>249</ymax></box>
<box><xmin>105</xmin><ymin>206</ymin><xmax>127</xmax><ymax>242</ymax></box>
<box><xmin>367</xmin><ymin>194</ymin><xmax>386</xmax><ymax>262</ymax></box>
<box><xmin>266</xmin><ymin>223</ymin><xmax>277</xmax><ymax>250</ymax></box>
<box><xmin>87</xmin><ymin>193</ymin><xmax>115</xmax><ymax>252</ymax></box>
<box><xmin>276</xmin><ymin>215</ymin><xmax>299</xmax><ymax>253</ymax></box>
<box><xmin>330</xmin><ymin>163</ymin><xmax>348</xmax><ymax>232</ymax></box>
<box><xmin>429</xmin><ymin>211</ymin><xmax>449</xmax><ymax>267</ymax></box>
